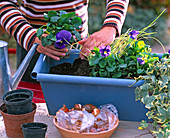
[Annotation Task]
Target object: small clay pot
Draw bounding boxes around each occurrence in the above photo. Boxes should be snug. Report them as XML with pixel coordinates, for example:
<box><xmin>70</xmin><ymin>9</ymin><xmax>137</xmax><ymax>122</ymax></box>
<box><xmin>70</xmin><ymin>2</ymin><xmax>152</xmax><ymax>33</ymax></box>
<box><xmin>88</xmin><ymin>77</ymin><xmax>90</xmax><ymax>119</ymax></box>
<box><xmin>21</xmin><ymin>122</ymin><xmax>47</xmax><ymax>138</ymax></box>
<box><xmin>53</xmin><ymin>114</ymin><xmax>119</xmax><ymax>138</ymax></box>
<box><xmin>0</xmin><ymin>102</ymin><xmax>36</xmax><ymax>138</ymax></box>
<box><xmin>2</xmin><ymin>89</ymin><xmax>33</xmax><ymax>115</ymax></box>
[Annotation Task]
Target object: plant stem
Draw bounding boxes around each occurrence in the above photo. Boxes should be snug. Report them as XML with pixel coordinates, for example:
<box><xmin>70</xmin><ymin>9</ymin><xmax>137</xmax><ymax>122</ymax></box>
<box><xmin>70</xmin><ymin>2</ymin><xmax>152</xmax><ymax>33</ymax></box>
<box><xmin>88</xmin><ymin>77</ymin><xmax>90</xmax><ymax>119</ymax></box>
<box><xmin>63</xmin><ymin>37</ymin><xmax>88</xmax><ymax>58</ymax></box>
<box><xmin>147</xmin><ymin>128</ymin><xmax>156</xmax><ymax>138</ymax></box>
<box><xmin>135</xmin><ymin>132</ymin><xmax>152</xmax><ymax>138</ymax></box>
<box><xmin>135</xmin><ymin>127</ymin><xmax>156</xmax><ymax>138</ymax></box>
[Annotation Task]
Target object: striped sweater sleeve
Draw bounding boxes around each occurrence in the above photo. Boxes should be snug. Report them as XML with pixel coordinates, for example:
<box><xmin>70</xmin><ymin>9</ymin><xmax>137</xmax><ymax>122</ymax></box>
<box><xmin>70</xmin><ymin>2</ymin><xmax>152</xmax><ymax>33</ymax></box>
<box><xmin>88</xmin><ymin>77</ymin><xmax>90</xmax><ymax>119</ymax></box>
<box><xmin>0</xmin><ymin>0</ymin><xmax>37</xmax><ymax>51</ymax></box>
<box><xmin>103</xmin><ymin>0</ymin><xmax>129</xmax><ymax>37</ymax></box>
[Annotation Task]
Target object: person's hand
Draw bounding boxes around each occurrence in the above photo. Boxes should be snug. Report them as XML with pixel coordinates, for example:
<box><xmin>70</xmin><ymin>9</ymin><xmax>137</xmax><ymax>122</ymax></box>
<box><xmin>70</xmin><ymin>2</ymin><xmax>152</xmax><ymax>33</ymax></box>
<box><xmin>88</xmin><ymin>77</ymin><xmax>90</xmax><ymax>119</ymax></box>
<box><xmin>79</xmin><ymin>26</ymin><xmax>116</xmax><ymax>59</ymax></box>
<box><xmin>35</xmin><ymin>34</ymin><xmax>68</xmax><ymax>60</ymax></box>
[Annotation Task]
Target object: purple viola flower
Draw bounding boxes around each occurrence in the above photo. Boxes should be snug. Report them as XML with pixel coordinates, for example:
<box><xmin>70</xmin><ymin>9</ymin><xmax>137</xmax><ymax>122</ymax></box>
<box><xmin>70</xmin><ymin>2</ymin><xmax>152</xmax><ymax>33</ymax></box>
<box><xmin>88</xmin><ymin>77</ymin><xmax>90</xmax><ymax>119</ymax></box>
<box><xmin>168</xmin><ymin>49</ymin><xmax>170</xmax><ymax>54</ymax></box>
<box><xmin>99</xmin><ymin>45</ymin><xmax>111</xmax><ymax>57</ymax></box>
<box><xmin>137</xmin><ymin>57</ymin><xmax>145</xmax><ymax>65</ymax></box>
<box><xmin>129</xmin><ymin>30</ymin><xmax>139</xmax><ymax>39</ymax></box>
<box><xmin>55</xmin><ymin>30</ymin><xmax>72</xmax><ymax>49</ymax></box>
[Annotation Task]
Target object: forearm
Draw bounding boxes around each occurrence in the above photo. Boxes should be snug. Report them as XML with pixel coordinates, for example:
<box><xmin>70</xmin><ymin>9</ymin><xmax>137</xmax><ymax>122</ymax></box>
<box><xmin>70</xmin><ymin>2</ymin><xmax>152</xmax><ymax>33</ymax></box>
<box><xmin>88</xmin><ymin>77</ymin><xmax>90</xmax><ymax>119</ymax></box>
<box><xmin>0</xmin><ymin>0</ymin><xmax>37</xmax><ymax>51</ymax></box>
<box><xmin>103</xmin><ymin>0</ymin><xmax>129</xmax><ymax>37</ymax></box>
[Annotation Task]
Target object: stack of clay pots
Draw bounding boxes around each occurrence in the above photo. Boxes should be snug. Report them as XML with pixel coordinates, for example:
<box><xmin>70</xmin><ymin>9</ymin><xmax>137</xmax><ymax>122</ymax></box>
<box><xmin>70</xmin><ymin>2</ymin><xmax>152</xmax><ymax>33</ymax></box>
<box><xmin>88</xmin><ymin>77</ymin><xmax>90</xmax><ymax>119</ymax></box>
<box><xmin>0</xmin><ymin>89</ymin><xmax>47</xmax><ymax>138</ymax></box>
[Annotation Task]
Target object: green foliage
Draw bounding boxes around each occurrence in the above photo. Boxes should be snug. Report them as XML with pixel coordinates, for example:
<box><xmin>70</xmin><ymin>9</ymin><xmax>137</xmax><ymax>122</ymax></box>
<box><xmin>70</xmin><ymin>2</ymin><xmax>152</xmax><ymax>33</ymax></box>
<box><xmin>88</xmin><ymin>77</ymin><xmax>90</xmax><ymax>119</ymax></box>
<box><xmin>88</xmin><ymin>39</ymin><xmax>160</xmax><ymax>78</ymax></box>
<box><xmin>37</xmin><ymin>10</ymin><xmax>82</xmax><ymax>47</ymax></box>
<box><xmin>134</xmin><ymin>56</ymin><xmax>170</xmax><ymax>138</ymax></box>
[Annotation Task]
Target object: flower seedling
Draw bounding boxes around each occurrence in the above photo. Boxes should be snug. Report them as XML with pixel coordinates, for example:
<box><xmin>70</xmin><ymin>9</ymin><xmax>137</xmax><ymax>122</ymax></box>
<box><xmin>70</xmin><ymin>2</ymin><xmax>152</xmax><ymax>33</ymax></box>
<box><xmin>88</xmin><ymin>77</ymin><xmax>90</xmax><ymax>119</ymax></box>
<box><xmin>37</xmin><ymin>10</ymin><xmax>82</xmax><ymax>50</ymax></box>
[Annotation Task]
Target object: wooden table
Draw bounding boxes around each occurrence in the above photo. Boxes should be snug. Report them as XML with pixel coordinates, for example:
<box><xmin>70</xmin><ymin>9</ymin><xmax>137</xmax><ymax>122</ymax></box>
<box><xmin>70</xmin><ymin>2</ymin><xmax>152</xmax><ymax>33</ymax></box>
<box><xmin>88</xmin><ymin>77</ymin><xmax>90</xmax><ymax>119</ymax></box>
<box><xmin>0</xmin><ymin>103</ymin><xmax>152</xmax><ymax>138</ymax></box>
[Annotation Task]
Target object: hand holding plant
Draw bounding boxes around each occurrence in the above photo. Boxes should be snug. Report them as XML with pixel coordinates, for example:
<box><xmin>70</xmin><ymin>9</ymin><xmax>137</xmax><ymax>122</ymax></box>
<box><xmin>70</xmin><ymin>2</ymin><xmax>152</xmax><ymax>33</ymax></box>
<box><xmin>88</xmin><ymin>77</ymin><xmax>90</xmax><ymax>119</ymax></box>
<box><xmin>36</xmin><ymin>10</ymin><xmax>82</xmax><ymax>58</ymax></box>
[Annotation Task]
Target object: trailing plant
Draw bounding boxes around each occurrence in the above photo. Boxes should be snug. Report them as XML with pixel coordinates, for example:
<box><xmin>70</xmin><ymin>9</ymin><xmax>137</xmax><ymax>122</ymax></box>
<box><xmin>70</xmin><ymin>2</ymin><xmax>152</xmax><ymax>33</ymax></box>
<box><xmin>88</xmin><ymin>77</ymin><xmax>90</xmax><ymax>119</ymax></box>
<box><xmin>134</xmin><ymin>53</ymin><xmax>170</xmax><ymax>138</ymax></box>
<box><xmin>37</xmin><ymin>10</ymin><xmax>82</xmax><ymax>48</ymax></box>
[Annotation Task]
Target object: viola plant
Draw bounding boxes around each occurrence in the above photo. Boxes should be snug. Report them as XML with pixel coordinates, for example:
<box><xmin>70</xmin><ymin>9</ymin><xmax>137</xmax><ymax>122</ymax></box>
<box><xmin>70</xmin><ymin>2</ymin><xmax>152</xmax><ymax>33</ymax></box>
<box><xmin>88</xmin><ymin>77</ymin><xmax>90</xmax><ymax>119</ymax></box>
<box><xmin>37</xmin><ymin>10</ymin><xmax>82</xmax><ymax>51</ymax></box>
<box><xmin>129</xmin><ymin>30</ymin><xmax>139</xmax><ymax>39</ymax></box>
<box><xmin>88</xmin><ymin>10</ymin><xmax>166</xmax><ymax>79</ymax></box>
<box><xmin>88</xmin><ymin>34</ymin><xmax>160</xmax><ymax>78</ymax></box>
<box><xmin>55</xmin><ymin>30</ymin><xmax>72</xmax><ymax>49</ymax></box>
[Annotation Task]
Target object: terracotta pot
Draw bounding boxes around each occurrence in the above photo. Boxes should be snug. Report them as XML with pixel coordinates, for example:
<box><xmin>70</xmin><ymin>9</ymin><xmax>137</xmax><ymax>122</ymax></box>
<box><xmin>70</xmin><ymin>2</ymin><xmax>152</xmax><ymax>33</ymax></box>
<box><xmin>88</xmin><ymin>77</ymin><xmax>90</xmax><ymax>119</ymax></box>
<box><xmin>53</xmin><ymin>114</ymin><xmax>119</xmax><ymax>138</ymax></box>
<box><xmin>0</xmin><ymin>102</ymin><xmax>36</xmax><ymax>138</ymax></box>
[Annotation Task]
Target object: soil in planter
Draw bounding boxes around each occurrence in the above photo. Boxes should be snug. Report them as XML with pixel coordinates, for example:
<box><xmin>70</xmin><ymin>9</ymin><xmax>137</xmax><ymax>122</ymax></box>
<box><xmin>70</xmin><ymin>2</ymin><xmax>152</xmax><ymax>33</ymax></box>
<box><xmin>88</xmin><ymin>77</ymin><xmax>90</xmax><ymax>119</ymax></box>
<box><xmin>49</xmin><ymin>58</ymin><xmax>91</xmax><ymax>76</ymax></box>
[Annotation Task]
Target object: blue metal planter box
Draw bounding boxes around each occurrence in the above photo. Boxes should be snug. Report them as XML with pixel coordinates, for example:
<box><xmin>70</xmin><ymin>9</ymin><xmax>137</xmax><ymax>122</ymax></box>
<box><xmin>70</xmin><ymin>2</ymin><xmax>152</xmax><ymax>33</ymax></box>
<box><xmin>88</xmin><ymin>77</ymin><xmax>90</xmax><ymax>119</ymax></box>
<box><xmin>32</xmin><ymin>50</ymin><xmax>148</xmax><ymax>121</ymax></box>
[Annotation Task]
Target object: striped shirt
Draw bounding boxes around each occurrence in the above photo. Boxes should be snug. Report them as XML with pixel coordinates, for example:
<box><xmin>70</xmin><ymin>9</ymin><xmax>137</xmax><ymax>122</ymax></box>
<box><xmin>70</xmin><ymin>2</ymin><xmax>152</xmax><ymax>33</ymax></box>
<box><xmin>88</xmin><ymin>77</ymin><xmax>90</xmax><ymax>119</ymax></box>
<box><xmin>0</xmin><ymin>0</ymin><xmax>129</xmax><ymax>51</ymax></box>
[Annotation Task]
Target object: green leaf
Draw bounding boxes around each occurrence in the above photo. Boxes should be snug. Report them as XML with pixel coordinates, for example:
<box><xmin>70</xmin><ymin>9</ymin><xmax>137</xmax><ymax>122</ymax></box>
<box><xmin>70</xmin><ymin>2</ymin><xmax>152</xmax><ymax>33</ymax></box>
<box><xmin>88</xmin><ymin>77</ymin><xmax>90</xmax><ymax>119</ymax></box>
<box><xmin>128</xmin><ymin>60</ymin><xmax>136</xmax><ymax>66</ymax></box>
<box><xmin>99</xmin><ymin>70</ymin><xmax>107</xmax><ymax>77</ymax></box>
<box><xmin>71</xmin><ymin>17</ymin><xmax>82</xmax><ymax>27</ymax></box>
<box><xmin>155</xmin><ymin>106</ymin><xmax>170</xmax><ymax>123</ymax></box>
<box><xmin>37</xmin><ymin>28</ymin><xmax>44</xmax><ymax>39</ymax></box>
<box><xmin>59</xmin><ymin>10</ymin><xmax>68</xmax><ymax>16</ymax></box>
<box><xmin>152</xmin><ymin>121</ymin><xmax>158</xmax><ymax>128</ymax></box>
<box><xmin>91</xmin><ymin>69</ymin><xmax>98</xmax><ymax>77</ymax></box>
<box><xmin>99</xmin><ymin>59</ymin><xmax>107</xmax><ymax>68</ymax></box>
<box><xmin>94</xmin><ymin>47</ymin><xmax>99</xmax><ymax>51</ymax></box>
<box><xmin>43</xmin><ymin>13</ymin><xmax>49</xmax><ymax>21</ymax></box>
<box><xmin>162</xmin><ymin>122</ymin><xmax>170</xmax><ymax>130</ymax></box>
<box><xmin>73</xmin><ymin>30</ymin><xmax>81</xmax><ymax>40</ymax></box>
<box><xmin>150</xmin><ymin>75</ymin><xmax>156</xmax><ymax>83</ymax></box>
<box><xmin>142</xmin><ymin>95</ymin><xmax>156</xmax><ymax>109</ymax></box>
<box><xmin>135</xmin><ymin>87</ymin><xmax>141</xmax><ymax>101</ymax></box>
<box><xmin>107</xmin><ymin>56</ymin><xmax>115</xmax><ymax>67</ymax></box>
<box><xmin>140</xmin><ymin>83</ymin><xmax>150</xmax><ymax>91</ymax></box>
<box><xmin>48</xmin><ymin>10</ymin><xmax>57</xmax><ymax>18</ymax></box>
<box><xmin>58</xmin><ymin>17</ymin><xmax>70</xmax><ymax>26</ymax></box>
<box><xmin>106</xmin><ymin>66</ymin><xmax>116</xmax><ymax>72</ymax></box>
<box><xmin>119</xmin><ymin>64</ymin><xmax>127</xmax><ymax>68</ymax></box>
<box><xmin>89</xmin><ymin>57</ymin><xmax>102</xmax><ymax>66</ymax></box>
<box><xmin>162</xmin><ymin>53</ymin><xmax>169</xmax><ymax>58</ymax></box>
<box><xmin>46</xmin><ymin>32</ymin><xmax>53</xmax><ymax>40</ymax></box>
<box><xmin>63</xmin><ymin>24</ymin><xmax>73</xmax><ymax>31</ymax></box>
<box><xmin>146</xmin><ymin>111</ymin><xmax>154</xmax><ymax>119</ymax></box>
<box><xmin>152</xmin><ymin>130</ymin><xmax>164</xmax><ymax>138</ymax></box>
<box><xmin>161</xmin><ymin>75</ymin><xmax>169</xmax><ymax>84</ymax></box>
<box><xmin>50</xmin><ymin>16</ymin><xmax>60</xmax><ymax>23</ymax></box>
<box><xmin>125</xmin><ymin>57</ymin><xmax>133</xmax><ymax>62</ymax></box>
<box><xmin>137</xmin><ymin>69</ymin><xmax>144</xmax><ymax>74</ymax></box>
<box><xmin>62</xmin><ymin>12</ymin><xmax>76</xmax><ymax>18</ymax></box>
<box><xmin>168</xmin><ymin>83</ymin><xmax>170</xmax><ymax>91</ymax></box>
<box><xmin>41</xmin><ymin>36</ymin><xmax>53</xmax><ymax>46</ymax></box>
<box><xmin>138</xmin><ymin>120</ymin><xmax>148</xmax><ymax>130</ymax></box>
<box><xmin>47</xmin><ymin>23</ymin><xmax>51</xmax><ymax>27</ymax></box>
<box><xmin>55</xmin><ymin>26</ymin><xmax>62</xmax><ymax>30</ymax></box>
<box><xmin>112</xmin><ymin>72</ymin><xmax>121</xmax><ymax>78</ymax></box>
<box><xmin>159</xmin><ymin>93</ymin><xmax>167</xmax><ymax>103</ymax></box>
<box><xmin>51</xmin><ymin>35</ymin><xmax>57</xmax><ymax>41</ymax></box>
<box><xmin>91</xmin><ymin>50</ymin><xmax>100</xmax><ymax>55</ymax></box>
